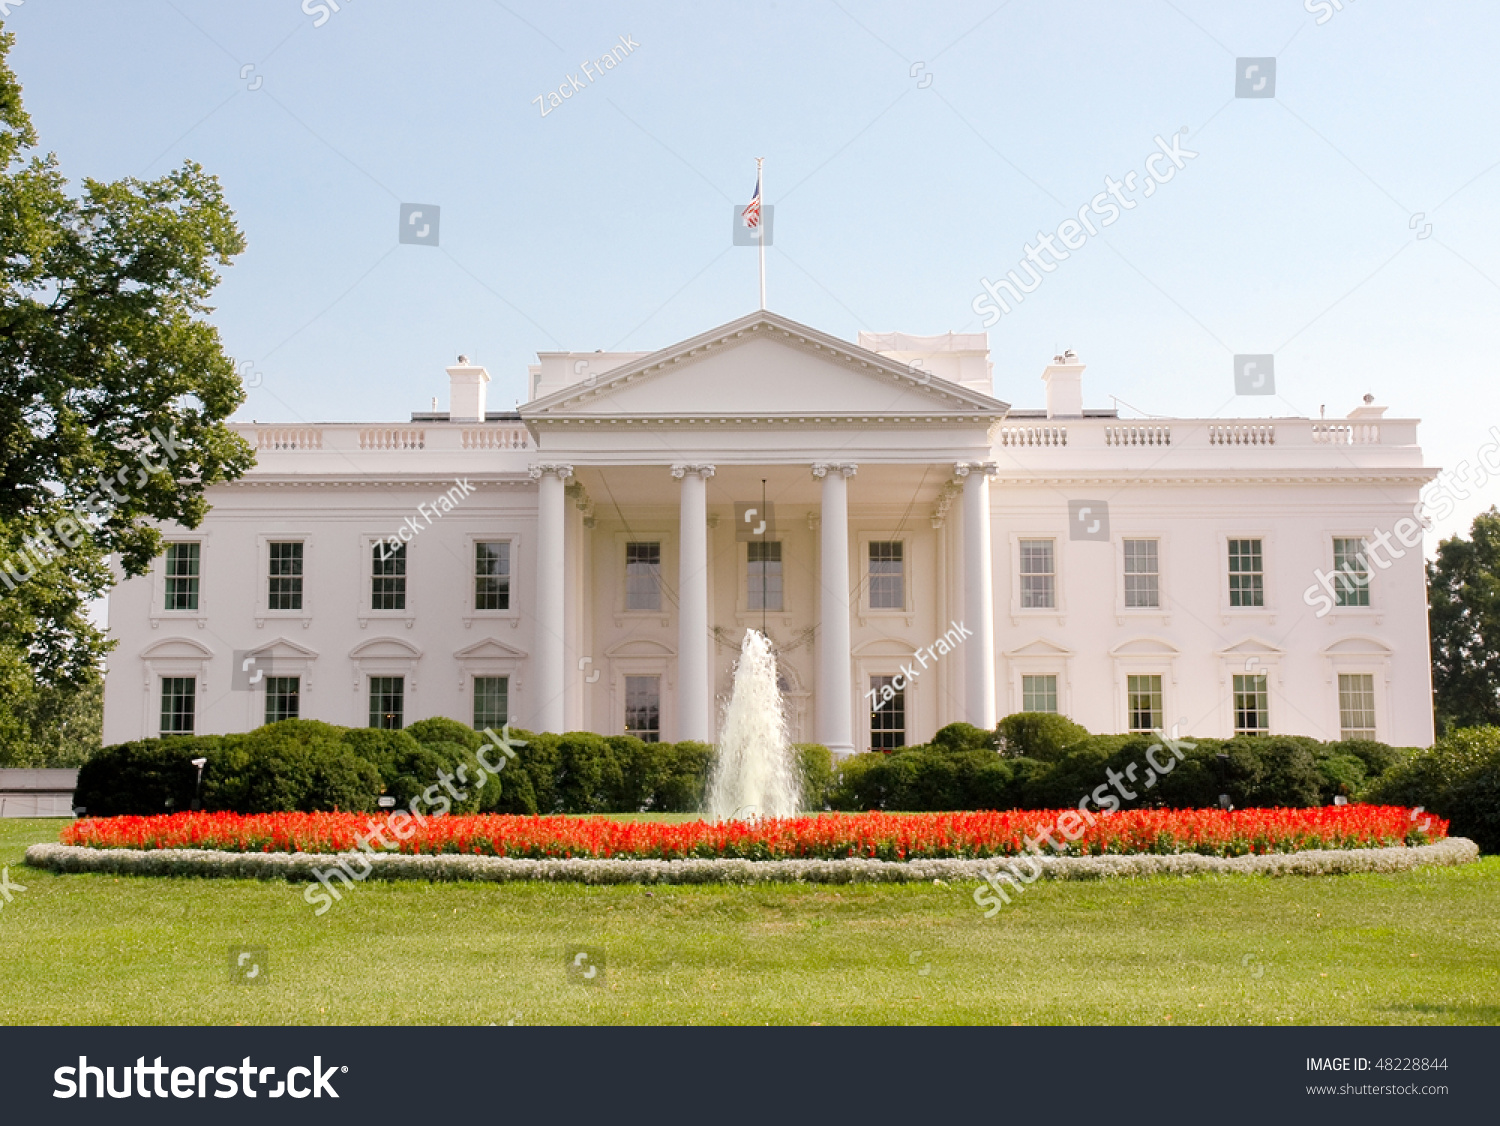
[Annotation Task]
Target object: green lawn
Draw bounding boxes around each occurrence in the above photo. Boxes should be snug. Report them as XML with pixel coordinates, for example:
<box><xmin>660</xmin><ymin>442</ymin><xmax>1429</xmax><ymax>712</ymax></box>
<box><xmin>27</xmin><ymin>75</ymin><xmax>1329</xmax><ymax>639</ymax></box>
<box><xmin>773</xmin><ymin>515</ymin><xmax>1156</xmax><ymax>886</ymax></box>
<box><xmin>1</xmin><ymin>818</ymin><xmax>1496</xmax><ymax>1025</ymax></box>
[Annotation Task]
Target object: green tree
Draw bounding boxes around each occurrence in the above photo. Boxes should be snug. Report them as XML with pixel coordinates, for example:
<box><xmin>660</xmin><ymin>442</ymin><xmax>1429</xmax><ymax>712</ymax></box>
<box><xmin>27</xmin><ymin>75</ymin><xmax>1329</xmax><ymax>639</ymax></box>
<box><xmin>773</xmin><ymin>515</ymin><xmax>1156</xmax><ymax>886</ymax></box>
<box><xmin>0</xmin><ymin>26</ymin><xmax>251</xmax><ymax>710</ymax></box>
<box><xmin>1428</xmin><ymin>507</ymin><xmax>1500</xmax><ymax>734</ymax></box>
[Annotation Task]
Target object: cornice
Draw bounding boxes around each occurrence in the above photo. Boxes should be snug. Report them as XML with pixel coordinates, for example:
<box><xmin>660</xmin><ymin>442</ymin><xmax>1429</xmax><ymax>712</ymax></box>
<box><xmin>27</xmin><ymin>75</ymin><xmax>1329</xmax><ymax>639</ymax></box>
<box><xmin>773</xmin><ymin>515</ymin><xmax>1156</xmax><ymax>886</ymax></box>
<box><xmin>988</xmin><ymin>471</ymin><xmax>1438</xmax><ymax>487</ymax></box>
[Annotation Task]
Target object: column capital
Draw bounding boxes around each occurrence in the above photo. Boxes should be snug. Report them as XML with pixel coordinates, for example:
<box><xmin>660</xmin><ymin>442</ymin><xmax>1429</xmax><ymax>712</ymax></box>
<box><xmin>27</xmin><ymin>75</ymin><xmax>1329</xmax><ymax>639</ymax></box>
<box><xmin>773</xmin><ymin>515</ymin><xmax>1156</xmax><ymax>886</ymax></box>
<box><xmin>954</xmin><ymin>461</ymin><xmax>998</xmax><ymax>479</ymax></box>
<box><xmin>811</xmin><ymin>462</ymin><xmax>858</xmax><ymax>479</ymax></box>
<box><xmin>529</xmin><ymin>462</ymin><xmax>574</xmax><ymax>481</ymax></box>
<box><xmin>670</xmin><ymin>463</ymin><xmax>716</xmax><ymax>479</ymax></box>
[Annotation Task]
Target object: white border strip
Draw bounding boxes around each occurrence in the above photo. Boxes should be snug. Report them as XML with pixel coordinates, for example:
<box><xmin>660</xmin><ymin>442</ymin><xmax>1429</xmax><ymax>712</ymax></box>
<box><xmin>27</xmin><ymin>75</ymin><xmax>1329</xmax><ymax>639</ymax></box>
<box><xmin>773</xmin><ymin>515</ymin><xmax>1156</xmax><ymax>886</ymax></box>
<box><xmin>24</xmin><ymin>838</ymin><xmax>1479</xmax><ymax>885</ymax></box>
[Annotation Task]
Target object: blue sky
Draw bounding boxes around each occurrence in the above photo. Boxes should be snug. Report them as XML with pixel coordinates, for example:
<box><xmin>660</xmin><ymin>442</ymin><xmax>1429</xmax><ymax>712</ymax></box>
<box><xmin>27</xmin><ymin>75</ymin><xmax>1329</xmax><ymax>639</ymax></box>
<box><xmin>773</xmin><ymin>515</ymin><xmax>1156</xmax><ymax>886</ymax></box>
<box><xmin>8</xmin><ymin>0</ymin><xmax>1500</xmax><ymax>546</ymax></box>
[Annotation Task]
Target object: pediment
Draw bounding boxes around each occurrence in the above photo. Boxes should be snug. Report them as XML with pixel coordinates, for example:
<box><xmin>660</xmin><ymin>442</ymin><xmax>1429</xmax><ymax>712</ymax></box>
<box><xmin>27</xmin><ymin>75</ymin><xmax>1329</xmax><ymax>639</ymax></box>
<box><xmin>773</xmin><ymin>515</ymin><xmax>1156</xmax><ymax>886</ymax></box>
<box><xmin>1216</xmin><ymin>638</ymin><xmax>1282</xmax><ymax>658</ymax></box>
<box><xmin>604</xmin><ymin>638</ymin><xmax>676</xmax><ymax>658</ymax></box>
<box><xmin>1110</xmin><ymin>637</ymin><xmax>1181</xmax><ymax>657</ymax></box>
<box><xmin>522</xmin><ymin>311</ymin><xmax>1009</xmax><ymax>422</ymax></box>
<box><xmin>349</xmin><ymin>637</ymin><xmax>423</xmax><ymax>661</ymax></box>
<box><xmin>1006</xmin><ymin>638</ymin><xmax>1073</xmax><ymax>658</ymax></box>
<box><xmin>1322</xmin><ymin>636</ymin><xmax>1393</xmax><ymax>657</ymax></box>
<box><xmin>851</xmin><ymin>638</ymin><xmax>920</xmax><ymax>658</ymax></box>
<box><xmin>142</xmin><ymin>638</ymin><xmax>213</xmax><ymax>660</ymax></box>
<box><xmin>248</xmin><ymin>637</ymin><xmax>319</xmax><ymax>661</ymax></box>
<box><xmin>453</xmin><ymin>638</ymin><xmax>528</xmax><ymax>661</ymax></box>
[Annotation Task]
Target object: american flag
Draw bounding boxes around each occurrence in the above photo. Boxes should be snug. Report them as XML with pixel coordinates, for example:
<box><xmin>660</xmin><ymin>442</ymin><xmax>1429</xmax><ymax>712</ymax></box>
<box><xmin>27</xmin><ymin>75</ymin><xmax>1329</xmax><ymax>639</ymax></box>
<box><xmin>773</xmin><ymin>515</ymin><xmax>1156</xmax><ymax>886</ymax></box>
<box><xmin>741</xmin><ymin>173</ymin><xmax>761</xmax><ymax>229</ymax></box>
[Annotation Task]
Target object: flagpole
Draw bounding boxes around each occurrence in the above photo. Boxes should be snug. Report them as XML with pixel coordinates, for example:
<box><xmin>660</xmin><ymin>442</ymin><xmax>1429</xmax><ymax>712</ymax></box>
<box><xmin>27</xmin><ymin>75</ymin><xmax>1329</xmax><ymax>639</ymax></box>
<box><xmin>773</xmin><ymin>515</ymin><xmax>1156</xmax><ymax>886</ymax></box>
<box><xmin>756</xmin><ymin>156</ymin><xmax>766</xmax><ymax>310</ymax></box>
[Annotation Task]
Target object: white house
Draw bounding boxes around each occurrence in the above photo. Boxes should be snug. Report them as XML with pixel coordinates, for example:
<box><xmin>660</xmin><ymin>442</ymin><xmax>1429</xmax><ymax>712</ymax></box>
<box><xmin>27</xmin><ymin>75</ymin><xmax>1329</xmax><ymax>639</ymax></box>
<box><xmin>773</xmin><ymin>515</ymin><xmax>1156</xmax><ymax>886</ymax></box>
<box><xmin>102</xmin><ymin>310</ymin><xmax>1438</xmax><ymax>754</ymax></box>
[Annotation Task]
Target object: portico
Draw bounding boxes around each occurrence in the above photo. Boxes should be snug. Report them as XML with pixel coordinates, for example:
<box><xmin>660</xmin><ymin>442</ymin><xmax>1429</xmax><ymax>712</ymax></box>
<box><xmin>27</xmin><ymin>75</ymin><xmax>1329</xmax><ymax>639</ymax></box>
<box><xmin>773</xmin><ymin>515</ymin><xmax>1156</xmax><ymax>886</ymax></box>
<box><xmin>519</xmin><ymin>311</ymin><xmax>1010</xmax><ymax>752</ymax></box>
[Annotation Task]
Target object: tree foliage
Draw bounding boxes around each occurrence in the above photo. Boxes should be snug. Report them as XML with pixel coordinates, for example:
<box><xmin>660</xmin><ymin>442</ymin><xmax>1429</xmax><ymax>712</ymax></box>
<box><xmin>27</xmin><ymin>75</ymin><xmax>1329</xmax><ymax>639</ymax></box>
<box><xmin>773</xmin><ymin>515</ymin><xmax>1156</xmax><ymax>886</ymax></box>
<box><xmin>1427</xmin><ymin>507</ymin><xmax>1500</xmax><ymax>734</ymax></box>
<box><xmin>0</xmin><ymin>27</ymin><xmax>251</xmax><ymax>717</ymax></box>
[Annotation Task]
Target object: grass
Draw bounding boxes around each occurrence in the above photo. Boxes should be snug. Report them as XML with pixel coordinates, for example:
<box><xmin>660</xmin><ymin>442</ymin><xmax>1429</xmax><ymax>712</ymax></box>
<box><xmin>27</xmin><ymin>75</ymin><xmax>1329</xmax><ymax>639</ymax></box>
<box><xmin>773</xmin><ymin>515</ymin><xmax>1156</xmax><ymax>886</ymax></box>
<box><xmin>1</xmin><ymin>817</ymin><xmax>1497</xmax><ymax>1025</ymax></box>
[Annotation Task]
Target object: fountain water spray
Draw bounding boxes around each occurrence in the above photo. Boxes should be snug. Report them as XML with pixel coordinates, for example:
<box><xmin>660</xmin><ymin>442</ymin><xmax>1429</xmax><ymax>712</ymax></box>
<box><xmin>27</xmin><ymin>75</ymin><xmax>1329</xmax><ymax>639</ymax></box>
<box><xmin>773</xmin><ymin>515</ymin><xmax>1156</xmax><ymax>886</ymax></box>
<box><xmin>706</xmin><ymin>629</ymin><xmax>802</xmax><ymax>822</ymax></box>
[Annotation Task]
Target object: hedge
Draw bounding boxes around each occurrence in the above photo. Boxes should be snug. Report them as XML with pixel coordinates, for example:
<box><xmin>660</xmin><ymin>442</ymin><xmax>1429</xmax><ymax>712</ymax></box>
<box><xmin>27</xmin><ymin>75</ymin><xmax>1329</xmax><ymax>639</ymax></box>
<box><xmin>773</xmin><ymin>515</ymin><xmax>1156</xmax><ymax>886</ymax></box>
<box><xmin>828</xmin><ymin>728</ymin><xmax>1413</xmax><ymax>814</ymax></box>
<box><xmin>74</xmin><ymin>711</ymin><xmax>1424</xmax><ymax>823</ymax></box>
<box><xmin>1366</xmin><ymin>726</ymin><xmax>1500</xmax><ymax>852</ymax></box>
<box><xmin>75</xmin><ymin>720</ymin><xmax>834</xmax><ymax>818</ymax></box>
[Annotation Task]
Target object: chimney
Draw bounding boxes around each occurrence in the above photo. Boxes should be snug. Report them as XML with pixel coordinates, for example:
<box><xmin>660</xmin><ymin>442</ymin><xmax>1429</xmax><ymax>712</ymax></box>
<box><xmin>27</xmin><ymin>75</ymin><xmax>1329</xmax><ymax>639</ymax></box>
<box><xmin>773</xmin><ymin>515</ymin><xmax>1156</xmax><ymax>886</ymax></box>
<box><xmin>1042</xmin><ymin>349</ymin><xmax>1084</xmax><ymax>418</ymax></box>
<box><xmin>447</xmin><ymin>355</ymin><xmax>490</xmax><ymax>422</ymax></box>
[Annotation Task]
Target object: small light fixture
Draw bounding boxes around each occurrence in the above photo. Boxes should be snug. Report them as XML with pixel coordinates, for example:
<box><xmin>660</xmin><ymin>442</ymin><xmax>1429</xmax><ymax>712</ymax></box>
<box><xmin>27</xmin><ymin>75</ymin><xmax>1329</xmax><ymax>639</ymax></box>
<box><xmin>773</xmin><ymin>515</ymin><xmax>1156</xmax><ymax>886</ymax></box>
<box><xmin>377</xmin><ymin>796</ymin><xmax>397</xmax><ymax>809</ymax></box>
<box><xmin>1333</xmin><ymin>795</ymin><xmax>1349</xmax><ymax>806</ymax></box>
<box><xmin>190</xmin><ymin>757</ymin><xmax>208</xmax><ymax>811</ymax></box>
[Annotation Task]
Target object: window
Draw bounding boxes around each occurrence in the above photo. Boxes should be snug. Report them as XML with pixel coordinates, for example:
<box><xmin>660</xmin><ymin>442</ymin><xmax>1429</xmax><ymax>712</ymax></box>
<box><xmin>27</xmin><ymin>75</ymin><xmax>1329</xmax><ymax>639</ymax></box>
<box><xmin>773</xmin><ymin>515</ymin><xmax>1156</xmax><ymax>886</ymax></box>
<box><xmin>369</xmin><ymin>676</ymin><xmax>404</xmax><ymax>729</ymax></box>
<box><xmin>1332</xmin><ymin>537</ymin><xmax>1370</xmax><ymax>607</ymax></box>
<box><xmin>1227</xmin><ymin>539</ymin><xmax>1264</xmax><ymax>607</ymax></box>
<box><xmin>163</xmin><ymin>543</ymin><xmax>200</xmax><ymax>611</ymax></box>
<box><xmin>625</xmin><ymin>542</ymin><xmax>661</xmax><ymax>612</ymax></box>
<box><xmin>624</xmin><ymin>675</ymin><xmax>661</xmax><ymax>742</ymax></box>
<box><xmin>267</xmin><ymin>542</ymin><xmax>303</xmax><ymax>611</ymax></box>
<box><xmin>1127</xmin><ymin>674</ymin><xmax>1163</xmax><ymax>733</ymax></box>
<box><xmin>1233</xmin><ymin>673</ymin><xmax>1269</xmax><ymax>735</ymax></box>
<box><xmin>474</xmin><ymin>541</ymin><xmax>511</xmax><ymax>611</ymax></box>
<box><xmin>160</xmin><ymin>677</ymin><xmax>196</xmax><ymax>734</ymax></box>
<box><xmin>1338</xmin><ymin>673</ymin><xmax>1376</xmax><ymax>739</ymax></box>
<box><xmin>265</xmin><ymin>677</ymin><xmax>300</xmax><ymax>724</ymax></box>
<box><xmin>1022</xmin><ymin>674</ymin><xmax>1058</xmax><ymax>713</ymax></box>
<box><xmin>473</xmin><ymin>676</ymin><xmax>509</xmax><ymax>731</ymax></box>
<box><xmin>870</xmin><ymin>675</ymin><xmax>906</xmax><ymax>750</ymax></box>
<box><xmin>748</xmin><ymin>541</ymin><xmax>783</xmax><ymax>612</ymax></box>
<box><xmin>372</xmin><ymin>542</ymin><xmax>406</xmax><ymax>611</ymax></box>
<box><xmin>868</xmin><ymin>542</ymin><xmax>905</xmax><ymax>610</ymax></box>
<box><xmin>1019</xmin><ymin>539</ymin><xmax>1055</xmax><ymax>609</ymax></box>
<box><xmin>1123</xmin><ymin>539</ymin><xmax>1159</xmax><ymax>609</ymax></box>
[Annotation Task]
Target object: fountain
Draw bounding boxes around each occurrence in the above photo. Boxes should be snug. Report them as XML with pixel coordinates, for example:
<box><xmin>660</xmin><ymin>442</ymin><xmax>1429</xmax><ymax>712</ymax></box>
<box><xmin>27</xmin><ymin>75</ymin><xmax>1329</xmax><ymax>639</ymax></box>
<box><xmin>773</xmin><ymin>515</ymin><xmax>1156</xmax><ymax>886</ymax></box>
<box><xmin>705</xmin><ymin>629</ymin><xmax>802</xmax><ymax>822</ymax></box>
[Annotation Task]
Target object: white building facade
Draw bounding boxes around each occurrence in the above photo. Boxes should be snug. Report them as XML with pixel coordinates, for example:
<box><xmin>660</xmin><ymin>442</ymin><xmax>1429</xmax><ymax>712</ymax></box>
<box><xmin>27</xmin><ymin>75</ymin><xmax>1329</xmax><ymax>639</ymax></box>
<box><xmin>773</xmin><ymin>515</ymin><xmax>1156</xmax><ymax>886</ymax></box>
<box><xmin>102</xmin><ymin>311</ymin><xmax>1438</xmax><ymax>754</ymax></box>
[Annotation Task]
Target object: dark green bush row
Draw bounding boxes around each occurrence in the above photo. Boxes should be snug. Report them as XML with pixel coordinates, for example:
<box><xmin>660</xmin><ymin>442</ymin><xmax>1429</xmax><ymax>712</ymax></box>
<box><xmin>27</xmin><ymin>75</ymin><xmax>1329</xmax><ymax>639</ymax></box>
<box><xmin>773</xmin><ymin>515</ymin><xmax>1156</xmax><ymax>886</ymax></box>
<box><xmin>829</xmin><ymin>716</ymin><xmax>1418</xmax><ymax>815</ymax></box>
<box><xmin>74</xmin><ymin>721</ymin><xmax>835</xmax><ymax>817</ymax></box>
<box><xmin>75</xmin><ymin>708</ymin><xmax>1438</xmax><ymax>824</ymax></box>
<box><xmin>1366</xmin><ymin>726</ymin><xmax>1500</xmax><ymax>852</ymax></box>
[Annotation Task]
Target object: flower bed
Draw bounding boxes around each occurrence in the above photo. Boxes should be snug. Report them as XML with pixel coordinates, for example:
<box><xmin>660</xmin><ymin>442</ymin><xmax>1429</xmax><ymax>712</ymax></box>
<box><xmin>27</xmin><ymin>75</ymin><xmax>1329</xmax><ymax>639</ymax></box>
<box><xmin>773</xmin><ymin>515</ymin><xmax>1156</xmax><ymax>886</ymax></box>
<box><xmin>59</xmin><ymin>806</ymin><xmax>1444</xmax><ymax>862</ymax></box>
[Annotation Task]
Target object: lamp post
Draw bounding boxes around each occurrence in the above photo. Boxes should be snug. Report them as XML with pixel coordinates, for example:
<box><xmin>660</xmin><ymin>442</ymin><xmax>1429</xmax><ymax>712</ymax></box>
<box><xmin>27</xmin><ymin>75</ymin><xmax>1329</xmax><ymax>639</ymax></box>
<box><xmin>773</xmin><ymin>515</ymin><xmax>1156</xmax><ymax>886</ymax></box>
<box><xmin>190</xmin><ymin>757</ymin><xmax>208</xmax><ymax>811</ymax></box>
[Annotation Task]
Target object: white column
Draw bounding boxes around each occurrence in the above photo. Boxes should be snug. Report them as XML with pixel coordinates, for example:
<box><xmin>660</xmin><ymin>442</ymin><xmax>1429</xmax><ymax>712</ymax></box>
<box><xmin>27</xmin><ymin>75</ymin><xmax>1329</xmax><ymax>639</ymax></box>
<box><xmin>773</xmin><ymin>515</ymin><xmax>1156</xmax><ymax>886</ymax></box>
<box><xmin>813</xmin><ymin>462</ymin><xmax>857</xmax><ymax>756</ymax></box>
<box><xmin>672</xmin><ymin>463</ymin><xmax>715</xmax><ymax>743</ymax></box>
<box><xmin>958</xmin><ymin>462</ymin><xmax>998</xmax><ymax>729</ymax></box>
<box><xmin>530</xmin><ymin>462</ymin><xmax>572</xmax><ymax>734</ymax></box>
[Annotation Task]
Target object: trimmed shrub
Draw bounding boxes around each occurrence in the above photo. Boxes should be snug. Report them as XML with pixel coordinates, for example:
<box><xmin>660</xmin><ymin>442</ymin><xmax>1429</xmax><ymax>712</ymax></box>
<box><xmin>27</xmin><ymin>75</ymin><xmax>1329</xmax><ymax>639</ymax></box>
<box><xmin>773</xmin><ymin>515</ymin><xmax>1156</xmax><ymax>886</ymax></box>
<box><xmin>1315</xmin><ymin>753</ymin><xmax>1368</xmax><ymax>802</ymax></box>
<box><xmin>995</xmin><ymin>712</ymin><xmax>1090</xmax><ymax>762</ymax></box>
<box><xmin>206</xmin><ymin>721</ymin><xmax>379</xmax><ymax>814</ymax></box>
<box><xmin>656</xmin><ymin>740</ymin><xmax>713</xmax><ymax>812</ymax></box>
<box><xmin>1325</xmin><ymin>738</ymin><xmax>1410</xmax><ymax>780</ymax></box>
<box><xmin>929</xmin><ymin>723</ymin><xmax>995</xmax><ymax>753</ymax></box>
<box><xmin>1219</xmin><ymin>736</ymin><xmax>1325</xmax><ymax>808</ymax></box>
<box><xmin>828</xmin><ymin>748</ymin><xmax>1026</xmax><ymax>811</ymax></box>
<box><xmin>1367</xmin><ymin>726</ymin><xmax>1500</xmax><ymax>852</ymax></box>
<box><xmin>404</xmin><ymin>716</ymin><xmax>483</xmax><ymax>753</ymax></box>
<box><xmin>556</xmin><ymin>732</ymin><xmax>620</xmax><ymax>814</ymax></box>
<box><xmin>795</xmin><ymin>744</ymin><xmax>834</xmax><ymax>809</ymax></box>
<box><xmin>601</xmin><ymin>735</ymin><xmax>658</xmax><ymax>812</ymax></box>
<box><xmin>487</xmin><ymin>727</ymin><xmax>552</xmax><ymax>814</ymax></box>
<box><xmin>74</xmin><ymin>736</ymin><xmax>217</xmax><ymax>817</ymax></box>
